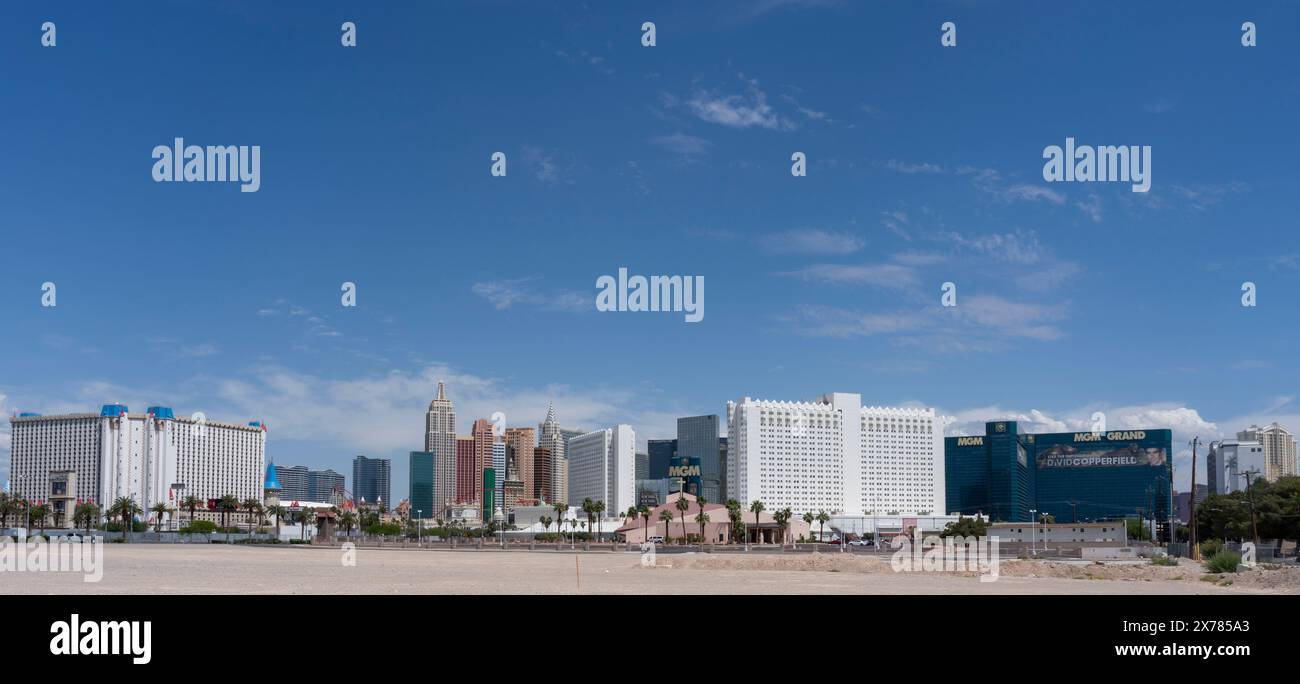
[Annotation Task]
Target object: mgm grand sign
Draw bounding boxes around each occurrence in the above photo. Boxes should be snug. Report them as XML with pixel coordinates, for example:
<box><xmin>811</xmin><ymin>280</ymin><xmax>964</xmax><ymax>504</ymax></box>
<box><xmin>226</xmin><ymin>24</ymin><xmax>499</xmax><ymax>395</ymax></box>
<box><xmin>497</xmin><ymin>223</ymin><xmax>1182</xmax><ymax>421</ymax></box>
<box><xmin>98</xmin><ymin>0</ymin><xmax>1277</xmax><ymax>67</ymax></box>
<box><xmin>1036</xmin><ymin>441</ymin><xmax>1167</xmax><ymax>469</ymax></box>
<box><xmin>667</xmin><ymin>463</ymin><xmax>702</xmax><ymax>478</ymax></box>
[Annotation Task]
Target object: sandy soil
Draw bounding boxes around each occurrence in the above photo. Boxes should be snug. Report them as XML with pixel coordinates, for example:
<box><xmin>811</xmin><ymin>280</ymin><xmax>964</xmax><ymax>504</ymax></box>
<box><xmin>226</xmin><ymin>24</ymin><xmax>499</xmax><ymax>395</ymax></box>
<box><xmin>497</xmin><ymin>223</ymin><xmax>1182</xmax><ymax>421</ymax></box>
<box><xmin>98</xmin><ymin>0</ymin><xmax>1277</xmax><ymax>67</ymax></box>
<box><xmin>2</xmin><ymin>545</ymin><xmax>1294</xmax><ymax>595</ymax></box>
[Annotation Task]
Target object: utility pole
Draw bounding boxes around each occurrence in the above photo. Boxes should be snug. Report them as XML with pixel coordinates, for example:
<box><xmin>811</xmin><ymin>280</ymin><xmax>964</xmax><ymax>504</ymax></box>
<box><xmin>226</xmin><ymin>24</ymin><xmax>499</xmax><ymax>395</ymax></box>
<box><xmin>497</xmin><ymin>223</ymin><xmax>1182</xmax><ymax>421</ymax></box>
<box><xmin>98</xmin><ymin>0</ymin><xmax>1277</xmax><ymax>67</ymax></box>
<box><xmin>1242</xmin><ymin>469</ymin><xmax>1261</xmax><ymax>548</ymax></box>
<box><xmin>1189</xmin><ymin>437</ymin><xmax>1200</xmax><ymax>560</ymax></box>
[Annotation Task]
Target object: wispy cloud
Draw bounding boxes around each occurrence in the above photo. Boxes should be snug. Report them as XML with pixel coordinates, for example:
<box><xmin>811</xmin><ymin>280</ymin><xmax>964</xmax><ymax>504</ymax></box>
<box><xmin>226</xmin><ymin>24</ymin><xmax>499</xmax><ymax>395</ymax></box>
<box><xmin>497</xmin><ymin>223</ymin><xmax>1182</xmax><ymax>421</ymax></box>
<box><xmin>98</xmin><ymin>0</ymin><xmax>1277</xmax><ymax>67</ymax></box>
<box><xmin>758</xmin><ymin>228</ymin><xmax>864</xmax><ymax>255</ymax></box>
<box><xmin>649</xmin><ymin>133</ymin><xmax>713</xmax><ymax>160</ymax></box>
<box><xmin>776</xmin><ymin>262</ymin><xmax>917</xmax><ymax>289</ymax></box>
<box><xmin>472</xmin><ymin>278</ymin><xmax>588</xmax><ymax>313</ymax></box>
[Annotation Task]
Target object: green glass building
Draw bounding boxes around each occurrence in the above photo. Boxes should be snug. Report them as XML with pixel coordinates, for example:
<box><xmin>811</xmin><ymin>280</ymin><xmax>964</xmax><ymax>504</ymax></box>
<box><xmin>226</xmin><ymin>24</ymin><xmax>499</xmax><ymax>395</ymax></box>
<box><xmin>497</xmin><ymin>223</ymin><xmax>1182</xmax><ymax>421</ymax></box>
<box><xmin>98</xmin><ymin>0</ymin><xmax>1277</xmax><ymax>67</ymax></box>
<box><xmin>409</xmin><ymin>451</ymin><xmax>434</xmax><ymax>519</ymax></box>
<box><xmin>946</xmin><ymin>421</ymin><xmax>1173</xmax><ymax>535</ymax></box>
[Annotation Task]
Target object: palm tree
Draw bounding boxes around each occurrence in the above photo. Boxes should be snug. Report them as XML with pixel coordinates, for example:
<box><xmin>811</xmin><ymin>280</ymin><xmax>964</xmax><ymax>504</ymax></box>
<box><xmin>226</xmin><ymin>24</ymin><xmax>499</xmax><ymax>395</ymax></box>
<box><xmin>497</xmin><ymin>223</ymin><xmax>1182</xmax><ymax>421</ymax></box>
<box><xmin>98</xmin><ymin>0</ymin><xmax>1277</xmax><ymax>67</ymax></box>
<box><xmin>540</xmin><ymin>515</ymin><xmax>552</xmax><ymax>535</ymax></box>
<box><xmin>592</xmin><ymin>500</ymin><xmax>606</xmax><ymax>541</ymax></box>
<box><xmin>0</xmin><ymin>492</ymin><xmax>9</xmax><ymax>528</ymax></box>
<box><xmin>149</xmin><ymin>502</ymin><xmax>171</xmax><ymax>533</ymax></box>
<box><xmin>580</xmin><ymin>498</ymin><xmax>596</xmax><ymax>543</ymax></box>
<box><xmin>624</xmin><ymin>506</ymin><xmax>638</xmax><ymax>540</ymax></box>
<box><xmin>242</xmin><ymin>498</ymin><xmax>262</xmax><ymax>535</ymax></box>
<box><xmin>181</xmin><ymin>495</ymin><xmax>202</xmax><ymax>526</ymax></box>
<box><xmin>298</xmin><ymin>507</ymin><xmax>315</xmax><ymax>541</ymax></box>
<box><xmin>266</xmin><ymin>504</ymin><xmax>285</xmax><ymax>539</ymax></box>
<box><xmin>816</xmin><ymin>510</ymin><xmax>831</xmax><ymax>542</ymax></box>
<box><xmin>638</xmin><ymin>505</ymin><xmax>652</xmax><ymax>542</ymax></box>
<box><xmin>110</xmin><ymin>496</ymin><xmax>141</xmax><ymax>542</ymax></box>
<box><xmin>675</xmin><ymin>495</ymin><xmax>691</xmax><ymax>545</ymax></box>
<box><xmin>749</xmin><ymin>500</ymin><xmax>766</xmax><ymax>545</ymax></box>
<box><xmin>339</xmin><ymin>510</ymin><xmax>357</xmax><ymax>537</ymax></box>
<box><xmin>73</xmin><ymin>502</ymin><xmax>100</xmax><ymax>535</ymax></box>
<box><xmin>29</xmin><ymin>503</ymin><xmax>51</xmax><ymax>535</ymax></box>
<box><xmin>802</xmin><ymin>511</ymin><xmax>815</xmax><ymax>541</ymax></box>
<box><xmin>658</xmin><ymin>509</ymin><xmax>675</xmax><ymax>543</ymax></box>
<box><xmin>695</xmin><ymin>510</ymin><xmax>710</xmax><ymax>549</ymax></box>
<box><xmin>774</xmin><ymin>507</ymin><xmax>793</xmax><ymax>545</ymax></box>
<box><xmin>725</xmin><ymin>499</ymin><xmax>742</xmax><ymax>544</ymax></box>
<box><xmin>216</xmin><ymin>495</ymin><xmax>239</xmax><ymax>530</ymax></box>
<box><xmin>553</xmin><ymin>502</ymin><xmax>569</xmax><ymax>542</ymax></box>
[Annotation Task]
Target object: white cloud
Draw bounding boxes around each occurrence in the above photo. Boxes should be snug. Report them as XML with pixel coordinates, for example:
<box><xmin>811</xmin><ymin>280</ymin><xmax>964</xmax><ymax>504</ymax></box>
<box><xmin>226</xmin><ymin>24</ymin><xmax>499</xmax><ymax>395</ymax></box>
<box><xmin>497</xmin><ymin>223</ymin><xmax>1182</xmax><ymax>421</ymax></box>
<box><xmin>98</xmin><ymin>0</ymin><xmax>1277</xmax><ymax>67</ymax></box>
<box><xmin>776</xmin><ymin>262</ymin><xmax>917</xmax><ymax>289</ymax></box>
<box><xmin>884</xmin><ymin>159</ymin><xmax>945</xmax><ymax>174</ymax></box>
<box><xmin>685</xmin><ymin>75</ymin><xmax>794</xmax><ymax>130</ymax></box>
<box><xmin>471</xmin><ymin>278</ymin><xmax>588</xmax><ymax>313</ymax></box>
<box><xmin>758</xmin><ymin>228</ymin><xmax>864</xmax><ymax>255</ymax></box>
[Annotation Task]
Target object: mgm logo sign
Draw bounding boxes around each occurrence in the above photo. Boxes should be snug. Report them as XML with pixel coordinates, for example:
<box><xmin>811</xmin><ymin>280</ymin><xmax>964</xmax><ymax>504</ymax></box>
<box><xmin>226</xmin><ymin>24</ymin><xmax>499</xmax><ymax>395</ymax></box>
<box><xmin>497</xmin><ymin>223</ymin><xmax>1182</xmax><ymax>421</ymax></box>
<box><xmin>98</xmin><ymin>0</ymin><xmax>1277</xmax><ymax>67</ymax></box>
<box><xmin>667</xmin><ymin>463</ymin><xmax>701</xmax><ymax>478</ymax></box>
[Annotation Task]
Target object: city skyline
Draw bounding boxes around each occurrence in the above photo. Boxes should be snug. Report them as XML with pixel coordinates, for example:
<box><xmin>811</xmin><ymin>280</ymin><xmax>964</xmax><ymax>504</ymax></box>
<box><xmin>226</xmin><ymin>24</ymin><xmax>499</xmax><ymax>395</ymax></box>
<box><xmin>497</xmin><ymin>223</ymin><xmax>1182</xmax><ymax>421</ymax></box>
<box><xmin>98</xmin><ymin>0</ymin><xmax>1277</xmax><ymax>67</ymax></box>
<box><xmin>3</xmin><ymin>2</ymin><xmax>1299</xmax><ymax>502</ymax></box>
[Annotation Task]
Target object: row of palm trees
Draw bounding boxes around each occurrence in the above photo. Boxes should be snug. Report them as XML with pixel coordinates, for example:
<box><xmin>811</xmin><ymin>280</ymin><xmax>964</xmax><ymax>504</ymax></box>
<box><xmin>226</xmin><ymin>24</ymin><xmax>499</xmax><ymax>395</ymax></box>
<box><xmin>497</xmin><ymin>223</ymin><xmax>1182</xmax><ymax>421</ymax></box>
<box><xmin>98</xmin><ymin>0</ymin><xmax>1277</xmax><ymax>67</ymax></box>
<box><xmin>518</xmin><ymin>494</ymin><xmax>834</xmax><ymax>547</ymax></box>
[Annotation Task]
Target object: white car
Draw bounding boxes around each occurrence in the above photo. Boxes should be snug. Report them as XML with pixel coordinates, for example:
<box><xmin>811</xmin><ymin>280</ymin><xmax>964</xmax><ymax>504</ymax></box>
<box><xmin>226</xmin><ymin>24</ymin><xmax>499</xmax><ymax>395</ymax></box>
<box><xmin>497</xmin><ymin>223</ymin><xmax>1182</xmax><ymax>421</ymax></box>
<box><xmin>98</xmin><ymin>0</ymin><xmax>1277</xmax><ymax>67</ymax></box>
<box><xmin>847</xmin><ymin>539</ymin><xmax>872</xmax><ymax>547</ymax></box>
<box><xmin>647</xmin><ymin>535</ymin><xmax>665</xmax><ymax>544</ymax></box>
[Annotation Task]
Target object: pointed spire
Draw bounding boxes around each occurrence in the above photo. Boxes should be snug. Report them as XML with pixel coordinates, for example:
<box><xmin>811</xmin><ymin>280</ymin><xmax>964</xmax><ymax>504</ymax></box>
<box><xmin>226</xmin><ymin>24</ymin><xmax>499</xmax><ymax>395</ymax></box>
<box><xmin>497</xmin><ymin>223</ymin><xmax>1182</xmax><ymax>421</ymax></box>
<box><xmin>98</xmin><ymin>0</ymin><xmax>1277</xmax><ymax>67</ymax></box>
<box><xmin>437</xmin><ymin>381</ymin><xmax>446</xmax><ymax>401</ymax></box>
<box><xmin>545</xmin><ymin>401</ymin><xmax>556</xmax><ymax>425</ymax></box>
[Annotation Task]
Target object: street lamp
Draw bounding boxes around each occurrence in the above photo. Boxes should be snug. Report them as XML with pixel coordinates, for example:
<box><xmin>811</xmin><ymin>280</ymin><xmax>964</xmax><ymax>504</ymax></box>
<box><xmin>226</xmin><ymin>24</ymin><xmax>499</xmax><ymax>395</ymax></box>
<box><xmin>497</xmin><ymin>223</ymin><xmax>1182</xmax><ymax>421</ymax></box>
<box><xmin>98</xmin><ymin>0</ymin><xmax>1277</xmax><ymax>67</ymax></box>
<box><xmin>1028</xmin><ymin>509</ymin><xmax>1037</xmax><ymax>554</ymax></box>
<box><xmin>1039</xmin><ymin>511</ymin><xmax>1050</xmax><ymax>552</ymax></box>
<box><xmin>417</xmin><ymin>509</ymin><xmax>422</xmax><ymax>547</ymax></box>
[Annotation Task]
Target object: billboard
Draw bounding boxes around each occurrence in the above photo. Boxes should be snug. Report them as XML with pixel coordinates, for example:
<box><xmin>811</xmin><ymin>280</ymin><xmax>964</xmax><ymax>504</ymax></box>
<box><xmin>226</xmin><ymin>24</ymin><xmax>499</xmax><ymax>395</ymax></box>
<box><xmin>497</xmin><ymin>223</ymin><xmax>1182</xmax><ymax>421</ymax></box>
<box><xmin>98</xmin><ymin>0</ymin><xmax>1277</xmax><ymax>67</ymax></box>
<box><xmin>1036</xmin><ymin>442</ymin><xmax>1167</xmax><ymax>469</ymax></box>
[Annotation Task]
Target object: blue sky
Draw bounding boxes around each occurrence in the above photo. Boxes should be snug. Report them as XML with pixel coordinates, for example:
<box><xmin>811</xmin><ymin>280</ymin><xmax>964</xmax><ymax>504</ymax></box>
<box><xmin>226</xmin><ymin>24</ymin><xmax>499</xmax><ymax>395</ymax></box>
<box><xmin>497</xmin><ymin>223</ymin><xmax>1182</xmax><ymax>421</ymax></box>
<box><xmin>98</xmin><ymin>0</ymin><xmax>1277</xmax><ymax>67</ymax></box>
<box><xmin>2</xmin><ymin>1</ymin><xmax>1298</xmax><ymax>499</ymax></box>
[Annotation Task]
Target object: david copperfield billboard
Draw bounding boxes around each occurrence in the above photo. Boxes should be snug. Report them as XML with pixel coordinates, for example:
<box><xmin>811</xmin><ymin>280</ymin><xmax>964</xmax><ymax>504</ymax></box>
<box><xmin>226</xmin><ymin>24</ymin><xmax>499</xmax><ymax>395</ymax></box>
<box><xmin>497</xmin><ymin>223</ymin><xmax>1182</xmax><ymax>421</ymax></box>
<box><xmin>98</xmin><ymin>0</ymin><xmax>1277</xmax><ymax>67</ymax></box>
<box><xmin>1036</xmin><ymin>434</ymin><xmax>1168</xmax><ymax>469</ymax></box>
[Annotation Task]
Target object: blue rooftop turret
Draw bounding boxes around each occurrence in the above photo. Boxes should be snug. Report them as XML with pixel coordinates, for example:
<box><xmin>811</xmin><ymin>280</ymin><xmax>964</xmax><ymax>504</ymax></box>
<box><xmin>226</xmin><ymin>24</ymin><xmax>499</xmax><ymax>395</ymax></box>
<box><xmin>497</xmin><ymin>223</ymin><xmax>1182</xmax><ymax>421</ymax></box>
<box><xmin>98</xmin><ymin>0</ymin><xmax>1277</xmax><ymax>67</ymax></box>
<box><xmin>264</xmin><ymin>462</ymin><xmax>282</xmax><ymax>491</ymax></box>
<box><xmin>100</xmin><ymin>404</ymin><xmax>128</xmax><ymax>417</ymax></box>
<box><xmin>146</xmin><ymin>406</ymin><xmax>175</xmax><ymax>420</ymax></box>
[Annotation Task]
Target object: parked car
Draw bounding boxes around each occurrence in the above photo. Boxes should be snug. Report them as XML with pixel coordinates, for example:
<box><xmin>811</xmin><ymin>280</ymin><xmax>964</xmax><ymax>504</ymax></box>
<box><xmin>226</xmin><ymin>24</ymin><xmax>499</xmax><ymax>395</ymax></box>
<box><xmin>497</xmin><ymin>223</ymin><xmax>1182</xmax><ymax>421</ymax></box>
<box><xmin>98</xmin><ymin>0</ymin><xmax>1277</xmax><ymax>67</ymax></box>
<box><xmin>847</xmin><ymin>538</ymin><xmax>872</xmax><ymax>547</ymax></box>
<box><xmin>647</xmin><ymin>535</ymin><xmax>665</xmax><ymax>544</ymax></box>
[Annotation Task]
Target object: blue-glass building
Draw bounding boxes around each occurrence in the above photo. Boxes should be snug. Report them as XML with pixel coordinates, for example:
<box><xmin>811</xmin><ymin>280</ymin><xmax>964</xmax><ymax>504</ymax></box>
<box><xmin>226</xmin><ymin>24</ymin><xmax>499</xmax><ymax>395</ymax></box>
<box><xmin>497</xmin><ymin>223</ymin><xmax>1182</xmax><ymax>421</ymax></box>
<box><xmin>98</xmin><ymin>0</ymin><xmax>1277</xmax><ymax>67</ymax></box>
<box><xmin>647</xmin><ymin>439</ymin><xmax>676</xmax><ymax>481</ymax></box>
<box><xmin>946</xmin><ymin>421</ymin><xmax>1173</xmax><ymax>534</ymax></box>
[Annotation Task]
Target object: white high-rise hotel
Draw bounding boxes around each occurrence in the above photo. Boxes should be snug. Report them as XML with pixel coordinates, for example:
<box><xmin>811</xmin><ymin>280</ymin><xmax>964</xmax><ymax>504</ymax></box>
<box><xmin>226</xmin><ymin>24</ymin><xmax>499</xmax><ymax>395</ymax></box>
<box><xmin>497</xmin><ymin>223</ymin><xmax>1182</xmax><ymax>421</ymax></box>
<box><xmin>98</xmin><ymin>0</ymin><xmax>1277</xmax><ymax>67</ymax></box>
<box><xmin>727</xmin><ymin>392</ymin><xmax>943</xmax><ymax>516</ymax></box>
<box><xmin>567</xmin><ymin>424</ymin><xmax>635</xmax><ymax>514</ymax></box>
<box><xmin>8</xmin><ymin>404</ymin><xmax>266</xmax><ymax>515</ymax></box>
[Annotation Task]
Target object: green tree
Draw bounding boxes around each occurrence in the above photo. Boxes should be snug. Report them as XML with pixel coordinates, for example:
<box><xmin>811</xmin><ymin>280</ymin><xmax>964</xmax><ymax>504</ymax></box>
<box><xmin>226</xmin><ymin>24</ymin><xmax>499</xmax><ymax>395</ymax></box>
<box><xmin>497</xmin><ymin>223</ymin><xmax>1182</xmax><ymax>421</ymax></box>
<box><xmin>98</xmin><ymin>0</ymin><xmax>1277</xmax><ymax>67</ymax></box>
<box><xmin>581</xmin><ymin>498</ymin><xmax>596</xmax><ymax>542</ymax></box>
<box><xmin>242</xmin><ymin>498</ymin><xmax>262</xmax><ymax>535</ymax></box>
<box><xmin>266</xmin><ymin>504</ymin><xmax>285</xmax><ymax>539</ymax></box>
<box><xmin>802</xmin><ymin>511</ymin><xmax>814</xmax><ymax>541</ymax></box>
<box><xmin>593</xmin><ymin>500</ymin><xmax>606</xmax><ymax>541</ymax></box>
<box><xmin>695</xmin><ymin>510</ymin><xmax>711</xmax><ymax>549</ymax></box>
<box><xmin>638</xmin><ymin>505</ymin><xmax>652</xmax><ymax>542</ymax></box>
<box><xmin>110</xmin><ymin>496</ymin><xmax>142</xmax><ymax>542</ymax></box>
<box><xmin>73</xmin><ymin>501</ymin><xmax>100</xmax><ymax>534</ymax></box>
<box><xmin>816</xmin><ymin>510</ymin><xmax>831</xmax><ymax>542</ymax></box>
<box><xmin>773</xmin><ymin>507</ymin><xmax>793</xmax><ymax>545</ymax></box>
<box><xmin>298</xmin><ymin>507</ymin><xmax>315</xmax><ymax>541</ymax></box>
<box><xmin>149</xmin><ymin>502</ymin><xmax>172</xmax><ymax>533</ymax></box>
<box><xmin>940</xmin><ymin>514</ymin><xmax>987</xmax><ymax>539</ymax></box>
<box><xmin>675</xmin><ymin>495</ymin><xmax>691</xmax><ymax>545</ymax></box>
<box><xmin>659</xmin><ymin>509</ymin><xmax>675</xmax><ymax>543</ymax></box>
<box><xmin>181</xmin><ymin>495</ymin><xmax>202</xmax><ymax>526</ymax></box>
<box><xmin>749</xmin><ymin>500</ymin><xmax>766</xmax><ymax>545</ymax></box>
<box><xmin>29</xmin><ymin>502</ymin><xmax>51</xmax><ymax>535</ymax></box>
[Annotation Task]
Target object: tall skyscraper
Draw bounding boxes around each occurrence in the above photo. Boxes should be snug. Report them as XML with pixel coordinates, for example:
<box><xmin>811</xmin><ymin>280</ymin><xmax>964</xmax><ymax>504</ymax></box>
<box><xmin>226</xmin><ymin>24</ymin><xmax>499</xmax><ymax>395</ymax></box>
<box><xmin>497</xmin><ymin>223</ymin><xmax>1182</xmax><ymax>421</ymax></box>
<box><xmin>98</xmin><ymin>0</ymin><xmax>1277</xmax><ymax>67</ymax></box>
<box><xmin>538</xmin><ymin>402</ymin><xmax>571</xmax><ymax>508</ymax></box>
<box><xmin>455</xmin><ymin>436</ymin><xmax>476</xmax><ymax>503</ymax></box>
<box><xmin>352</xmin><ymin>455</ymin><xmax>391</xmax><ymax>509</ymax></box>
<box><xmin>1236</xmin><ymin>423</ymin><xmax>1298</xmax><ymax>481</ymax></box>
<box><xmin>504</xmin><ymin>427</ymin><xmax>536</xmax><ymax>502</ymax></box>
<box><xmin>647</xmin><ymin>439</ymin><xmax>676</xmax><ymax>482</ymax></box>
<box><xmin>677</xmin><ymin>414</ymin><xmax>724</xmax><ymax>502</ymax></box>
<box><xmin>567</xmin><ymin>425</ymin><xmax>635</xmax><ymax>515</ymax></box>
<box><xmin>424</xmin><ymin>382</ymin><xmax>457</xmax><ymax>511</ymax></box>
<box><xmin>274</xmin><ymin>464</ymin><xmax>311</xmax><ymax>502</ymax></box>
<box><xmin>635</xmin><ymin>451</ymin><xmax>649</xmax><ymax>481</ymax></box>
<box><xmin>727</xmin><ymin>393</ymin><xmax>942</xmax><ymax>516</ymax></box>
<box><xmin>309</xmin><ymin>469</ymin><xmax>346</xmax><ymax>503</ymax></box>
<box><xmin>409</xmin><ymin>451</ymin><xmax>433</xmax><ymax>519</ymax></box>
<box><xmin>491</xmin><ymin>441</ymin><xmax>506</xmax><ymax>509</ymax></box>
<box><xmin>533</xmin><ymin>447</ymin><xmax>554</xmax><ymax>503</ymax></box>
<box><xmin>471</xmin><ymin>418</ymin><xmax>494</xmax><ymax>506</ymax></box>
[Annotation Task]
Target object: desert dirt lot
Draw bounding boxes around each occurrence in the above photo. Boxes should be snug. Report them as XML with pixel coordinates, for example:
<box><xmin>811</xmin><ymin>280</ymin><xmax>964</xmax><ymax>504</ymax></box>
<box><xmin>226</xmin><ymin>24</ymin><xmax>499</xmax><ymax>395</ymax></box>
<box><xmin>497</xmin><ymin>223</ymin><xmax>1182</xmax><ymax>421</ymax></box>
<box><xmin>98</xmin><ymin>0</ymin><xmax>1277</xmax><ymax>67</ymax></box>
<box><xmin>3</xmin><ymin>544</ymin><xmax>1298</xmax><ymax>595</ymax></box>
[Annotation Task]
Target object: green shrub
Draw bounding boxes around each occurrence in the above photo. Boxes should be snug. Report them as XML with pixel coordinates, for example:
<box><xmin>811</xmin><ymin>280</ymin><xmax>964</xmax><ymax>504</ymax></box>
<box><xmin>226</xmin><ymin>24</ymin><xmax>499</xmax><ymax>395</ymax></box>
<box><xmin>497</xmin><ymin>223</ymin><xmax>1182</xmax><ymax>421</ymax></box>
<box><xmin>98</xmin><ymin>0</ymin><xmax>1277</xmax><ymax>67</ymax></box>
<box><xmin>1150</xmin><ymin>556</ymin><xmax>1178</xmax><ymax>567</ymax></box>
<box><xmin>180</xmin><ymin>520</ymin><xmax>217</xmax><ymax>534</ymax></box>
<box><xmin>1200</xmin><ymin>539</ymin><xmax>1224</xmax><ymax>558</ymax></box>
<box><xmin>1205</xmin><ymin>550</ymin><xmax>1241</xmax><ymax>574</ymax></box>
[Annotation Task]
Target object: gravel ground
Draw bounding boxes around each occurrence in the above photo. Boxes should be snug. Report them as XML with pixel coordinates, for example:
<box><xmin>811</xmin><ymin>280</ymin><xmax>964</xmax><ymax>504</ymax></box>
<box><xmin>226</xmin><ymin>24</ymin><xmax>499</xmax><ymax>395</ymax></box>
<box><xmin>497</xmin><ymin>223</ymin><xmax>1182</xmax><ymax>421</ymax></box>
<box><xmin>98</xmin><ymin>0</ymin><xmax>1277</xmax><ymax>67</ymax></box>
<box><xmin>4</xmin><ymin>544</ymin><xmax>1295</xmax><ymax>595</ymax></box>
